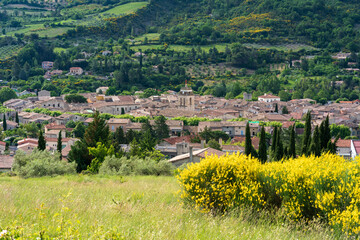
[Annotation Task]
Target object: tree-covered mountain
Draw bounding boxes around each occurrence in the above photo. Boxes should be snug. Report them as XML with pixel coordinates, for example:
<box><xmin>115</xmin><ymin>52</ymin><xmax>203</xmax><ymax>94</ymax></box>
<box><xmin>77</xmin><ymin>0</ymin><xmax>360</xmax><ymax>51</ymax></box>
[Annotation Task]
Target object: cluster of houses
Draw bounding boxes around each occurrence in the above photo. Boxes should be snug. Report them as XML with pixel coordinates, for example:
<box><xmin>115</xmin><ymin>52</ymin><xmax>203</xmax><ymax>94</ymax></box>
<box><xmin>2</xmin><ymin>83</ymin><xmax>360</xmax><ymax>171</ymax></box>
<box><xmin>41</xmin><ymin>61</ymin><xmax>84</xmax><ymax>80</ymax></box>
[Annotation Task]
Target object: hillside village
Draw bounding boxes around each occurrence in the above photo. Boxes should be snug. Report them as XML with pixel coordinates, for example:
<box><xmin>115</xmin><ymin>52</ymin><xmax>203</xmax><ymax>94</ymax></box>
<box><xmin>1</xmin><ymin>82</ymin><xmax>360</xmax><ymax>170</ymax></box>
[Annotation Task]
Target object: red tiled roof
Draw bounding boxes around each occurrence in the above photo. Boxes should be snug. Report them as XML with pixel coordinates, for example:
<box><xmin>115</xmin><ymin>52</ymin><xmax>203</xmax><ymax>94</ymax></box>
<box><xmin>163</xmin><ymin>135</ymin><xmax>192</xmax><ymax>145</ymax></box>
<box><xmin>18</xmin><ymin>138</ymin><xmax>38</xmax><ymax>145</ymax></box>
<box><xmin>0</xmin><ymin>141</ymin><xmax>6</xmax><ymax>146</ymax></box>
<box><xmin>353</xmin><ymin>140</ymin><xmax>360</xmax><ymax>154</ymax></box>
<box><xmin>45</xmin><ymin>138</ymin><xmax>72</xmax><ymax>142</ymax></box>
<box><xmin>0</xmin><ymin>156</ymin><xmax>14</xmax><ymax>169</ymax></box>
<box><xmin>336</xmin><ymin>139</ymin><xmax>351</xmax><ymax>148</ymax></box>
<box><xmin>231</xmin><ymin>136</ymin><xmax>260</xmax><ymax>150</ymax></box>
<box><xmin>197</xmin><ymin>148</ymin><xmax>225</xmax><ymax>158</ymax></box>
<box><xmin>282</xmin><ymin>121</ymin><xmax>295</xmax><ymax>129</ymax></box>
<box><xmin>45</xmin><ymin>123</ymin><xmax>68</xmax><ymax>130</ymax></box>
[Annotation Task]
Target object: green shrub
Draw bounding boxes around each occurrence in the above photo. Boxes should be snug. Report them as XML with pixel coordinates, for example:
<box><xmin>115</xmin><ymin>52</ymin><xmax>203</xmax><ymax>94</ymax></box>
<box><xmin>13</xmin><ymin>150</ymin><xmax>76</xmax><ymax>178</ymax></box>
<box><xmin>99</xmin><ymin>156</ymin><xmax>173</xmax><ymax>176</ymax></box>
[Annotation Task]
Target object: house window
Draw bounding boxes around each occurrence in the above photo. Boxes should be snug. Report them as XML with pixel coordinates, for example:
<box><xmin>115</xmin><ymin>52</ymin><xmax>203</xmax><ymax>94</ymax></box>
<box><xmin>112</xmin><ymin>126</ymin><xmax>115</xmax><ymax>131</ymax></box>
<box><xmin>241</xmin><ymin>130</ymin><xmax>244</xmax><ymax>135</ymax></box>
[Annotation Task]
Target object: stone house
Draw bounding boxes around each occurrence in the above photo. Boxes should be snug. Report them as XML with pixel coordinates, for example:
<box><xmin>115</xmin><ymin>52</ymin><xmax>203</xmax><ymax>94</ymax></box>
<box><xmin>93</xmin><ymin>102</ymin><xmax>140</xmax><ymax>115</ymax></box>
<box><xmin>38</xmin><ymin>90</ymin><xmax>51</xmax><ymax>101</ymax></box>
<box><xmin>107</xmin><ymin>118</ymin><xmax>131</xmax><ymax>132</ymax></box>
<box><xmin>69</xmin><ymin>67</ymin><xmax>83</xmax><ymax>75</ymax></box>
<box><xmin>258</xmin><ymin>93</ymin><xmax>280</xmax><ymax>103</ymax></box>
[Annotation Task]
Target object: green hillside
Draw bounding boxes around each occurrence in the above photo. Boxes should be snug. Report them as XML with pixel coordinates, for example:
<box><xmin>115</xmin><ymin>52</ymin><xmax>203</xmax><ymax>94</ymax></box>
<box><xmin>154</xmin><ymin>0</ymin><xmax>360</xmax><ymax>50</ymax></box>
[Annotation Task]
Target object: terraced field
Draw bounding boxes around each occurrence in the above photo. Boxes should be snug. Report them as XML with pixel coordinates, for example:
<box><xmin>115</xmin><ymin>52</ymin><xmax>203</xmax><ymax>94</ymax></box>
<box><xmin>130</xmin><ymin>43</ymin><xmax>229</xmax><ymax>52</ymax></box>
<box><xmin>0</xmin><ymin>45</ymin><xmax>22</xmax><ymax>59</ymax></box>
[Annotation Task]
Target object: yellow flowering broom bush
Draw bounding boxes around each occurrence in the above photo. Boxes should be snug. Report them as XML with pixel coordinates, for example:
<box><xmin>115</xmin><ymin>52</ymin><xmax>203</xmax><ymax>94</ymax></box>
<box><xmin>177</xmin><ymin>153</ymin><xmax>360</xmax><ymax>235</ymax></box>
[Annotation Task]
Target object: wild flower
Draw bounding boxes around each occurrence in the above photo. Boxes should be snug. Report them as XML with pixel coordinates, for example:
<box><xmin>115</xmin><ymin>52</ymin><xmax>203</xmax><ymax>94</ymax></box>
<box><xmin>177</xmin><ymin>153</ymin><xmax>360</xmax><ymax>235</ymax></box>
<box><xmin>0</xmin><ymin>230</ymin><xmax>8</xmax><ymax>238</ymax></box>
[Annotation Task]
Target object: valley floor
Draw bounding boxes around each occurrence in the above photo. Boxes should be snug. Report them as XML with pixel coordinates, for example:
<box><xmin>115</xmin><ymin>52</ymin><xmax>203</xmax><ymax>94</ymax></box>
<box><xmin>0</xmin><ymin>175</ymin><xmax>341</xmax><ymax>239</ymax></box>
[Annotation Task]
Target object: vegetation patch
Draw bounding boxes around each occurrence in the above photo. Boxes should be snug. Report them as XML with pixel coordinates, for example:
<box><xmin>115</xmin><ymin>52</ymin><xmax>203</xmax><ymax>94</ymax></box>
<box><xmin>99</xmin><ymin>1</ymin><xmax>149</xmax><ymax>17</ymax></box>
<box><xmin>0</xmin><ymin>175</ymin><xmax>338</xmax><ymax>239</ymax></box>
<box><xmin>178</xmin><ymin>153</ymin><xmax>360</xmax><ymax>236</ymax></box>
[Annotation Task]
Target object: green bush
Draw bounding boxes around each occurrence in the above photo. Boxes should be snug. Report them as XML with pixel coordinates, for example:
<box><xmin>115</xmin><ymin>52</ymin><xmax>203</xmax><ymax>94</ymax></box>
<box><xmin>13</xmin><ymin>150</ymin><xmax>76</xmax><ymax>178</ymax></box>
<box><xmin>99</xmin><ymin>156</ymin><xmax>173</xmax><ymax>176</ymax></box>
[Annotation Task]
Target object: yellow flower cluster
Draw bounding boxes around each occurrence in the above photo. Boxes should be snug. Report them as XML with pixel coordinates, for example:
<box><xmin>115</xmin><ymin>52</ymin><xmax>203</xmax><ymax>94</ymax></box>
<box><xmin>177</xmin><ymin>153</ymin><xmax>264</xmax><ymax>214</ymax></box>
<box><xmin>177</xmin><ymin>153</ymin><xmax>360</xmax><ymax>235</ymax></box>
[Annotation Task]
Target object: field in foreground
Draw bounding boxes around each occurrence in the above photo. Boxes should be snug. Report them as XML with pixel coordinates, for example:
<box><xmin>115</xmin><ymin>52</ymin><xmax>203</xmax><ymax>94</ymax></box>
<box><xmin>0</xmin><ymin>175</ymin><xmax>340</xmax><ymax>239</ymax></box>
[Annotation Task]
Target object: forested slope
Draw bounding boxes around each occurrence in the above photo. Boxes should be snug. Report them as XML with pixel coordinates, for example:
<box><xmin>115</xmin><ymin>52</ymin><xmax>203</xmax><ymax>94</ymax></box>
<box><xmin>80</xmin><ymin>0</ymin><xmax>360</xmax><ymax>51</ymax></box>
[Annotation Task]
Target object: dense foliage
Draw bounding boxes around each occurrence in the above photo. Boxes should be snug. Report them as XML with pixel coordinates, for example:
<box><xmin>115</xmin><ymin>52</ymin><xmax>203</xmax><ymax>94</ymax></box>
<box><xmin>13</xmin><ymin>149</ymin><xmax>76</xmax><ymax>178</ymax></box>
<box><xmin>178</xmin><ymin>153</ymin><xmax>360</xmax><ymax>236</ymax></box>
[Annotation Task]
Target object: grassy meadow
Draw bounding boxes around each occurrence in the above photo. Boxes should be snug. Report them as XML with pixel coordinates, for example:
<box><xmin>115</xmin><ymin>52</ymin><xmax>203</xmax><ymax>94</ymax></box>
<box><xmin>100</xmin><ymin>2</ymin><xmax>149</xmax><ymax>17</ymax></box>
<box><xmin>0</xmin><ymin>175</ymin><xmax>340</xmax><ymax>239</ymax></box>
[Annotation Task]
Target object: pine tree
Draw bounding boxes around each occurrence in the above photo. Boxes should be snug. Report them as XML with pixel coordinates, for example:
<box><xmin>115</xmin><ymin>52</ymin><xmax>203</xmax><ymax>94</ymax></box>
<box><xmin>140</xmin><ymin>129</ymin><xmax>157</xmax><ymax>152</ymax></box>
<box><xmin>57</xmin><ymin>130</ymin><xmax>62</xmax><ymax>159</ymax></box>
<box><xmin>129</xmin><ymin>138</ymin><xmax>141</xmax><ymax>157</ymax></box>
<box><xmin>245</xmin><ymin>122</ymin><xmax>252</xmax><ymax>156</ymax></box>
<box><xmin>72</xmin><ymin>122</ymin><xmax>85</xmax><ymax>138</ymax></box>
<box><xmin>302</xmin><ymin>111</ymin><xmax>312</xmax><ymax>156</ymax></box>
<box><xmin>15</xmin><ymin>112</ymin><xmax>19</xmax><ymax>124</ymax></box>
<box><xmin>38</xmin><ymin>130</ymin><xmax>46</xmax><ymax>151</ymax></box>
<box><xmin>84</xmin><ymin>111</ymin><xmax>110</xmax><ymax>148</ymax></box>
<box><xmin>112</xmin><ymin>127</ymin><xmax>125</xmax><ymax>155</ymax></box>
<box><xmin>310</xmin><ymin>126</ymin><xmax>321</xmax><ymax>157</ymax></box>
<box><xmin>141</xmin><ymin>119</ymin><xmax>155</xmax><ymax>139</ymax></box>
<box><xmin>154</xmin><ymin>115</ymin><xmax>170</xmax><ymax>140</ymax></box>
<box><xmin>2</xmin><ymin>114</ymin><xmax>6</xmax><ymax>131</ymax></box>
<box><xmin>258</xmin><ymin>126</ymin><xmax>267</xmax><ymax>163</ymax></box>
<box><xmin>289</xmin><ymin>124</ymin><xmax>296</xmax><ymax>158</ymax></box>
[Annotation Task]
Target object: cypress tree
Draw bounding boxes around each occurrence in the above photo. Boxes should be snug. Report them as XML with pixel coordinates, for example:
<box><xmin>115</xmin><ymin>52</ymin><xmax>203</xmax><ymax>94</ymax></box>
<box><xmin>275</xmin><ymin>128</ymin><xmax>283</xmax><ymax>161</ymax></box>
<box><xmin>289</xmin><ymin>124</ymin><xmax>296</xmax><ymax>158</ymax></box>
<box><xmin>15</xmin><ymin>112</ymin><xmax>19</xmax><ymax>124</ymax></box>
<box><xmin>57</xmin><ymin>130</ymin><xmax>62</xmax><ymax>159</ymax></box>
<box><xmin>271</xmin><ymin>126</ymin><xmax>278</xmax><ymax>153</ymax></box>
<box><xmin>319</xmin><ymin>120</ymin><xmax>326</xmax><ymax>150</ymax></box>
<box><xmin>245</xmin><ymin>122</ymin><xmax>252</xmax><ymax>156</ymax></box>
<box><xmin>310</xmin><ymin>126</ymin><xmax>321</xmax><ymax>157</ymax></box>
<box><xmin>327</xmin><ymin>136</ymin><xmax>339</xmax><ymax>154</ymax></box>
<box><xmin>2</xmin><ymin>114</ymin><xmax>6</xmax><ymax>131</ymax></box>
<box><xmin>324</xmin><ymin>115</ymin><xmax>331</xmax><ymax>151</ymax></box>
<box><xmin>284</xmin><ymin>147</ymin><xmax>288</xmax><ymax>158</ymax></box>
<box><xmin>251</xmin><ymin>145</ymin><xmax>258</xmax><ymax>159</ymax></box>
<box><xmin>274</xmin><ymin>103</ymin><xmax>278</xmax><ymax>113</ymax></box>
<box><xmin>258</xmin><ymin>126</ymin><xmax>267</xmax><ymax>163</ymax></box>
<box><xmin>302</xmin><ymin>111</ymin><xmax>312</xmax><ymax>156</ymax></box>
<box><xmin>38</xmin><ymin>130</ymin><xmax>46</xmax><ymax>151</ymax></box>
